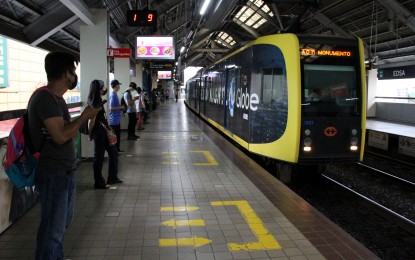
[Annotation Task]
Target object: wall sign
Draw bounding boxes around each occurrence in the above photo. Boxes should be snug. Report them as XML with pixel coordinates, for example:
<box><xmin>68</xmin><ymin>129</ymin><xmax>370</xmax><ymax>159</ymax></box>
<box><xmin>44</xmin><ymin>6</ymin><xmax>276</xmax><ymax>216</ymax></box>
<box><xmin>377</xmin><ymin>65</ymin><xmax>415</xmax><ymax>80</ymax></box>
<box><xmin>0</xmin><ymin>36</ymin><xmax>8</xmax><ymax>88</ymax></box>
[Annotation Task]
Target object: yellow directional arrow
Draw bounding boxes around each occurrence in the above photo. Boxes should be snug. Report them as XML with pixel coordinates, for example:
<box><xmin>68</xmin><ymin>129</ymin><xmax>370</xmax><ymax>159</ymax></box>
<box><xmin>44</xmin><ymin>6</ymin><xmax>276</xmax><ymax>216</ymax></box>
<box><xmin>159</xmin><ymin>236</ymin><xmax>212</xmax><ymax>248</ymax></box>
<box><xmin>162</xmin><ymin>219</ymin><xmax>205</xmax><ymax>229</ymax></box>
<box><xmin>160</xmin><ymin>206</ymin><xmax>200</xmax><ymax>212</ymax></box>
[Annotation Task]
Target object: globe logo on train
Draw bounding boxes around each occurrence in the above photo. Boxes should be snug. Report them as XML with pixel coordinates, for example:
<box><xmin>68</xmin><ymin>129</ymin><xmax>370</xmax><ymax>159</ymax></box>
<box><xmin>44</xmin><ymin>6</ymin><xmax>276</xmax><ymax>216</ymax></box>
<box><xmin>226</xmin><ymin>74</ymin><xmax>259</xmax><ymax>117</ymax></box>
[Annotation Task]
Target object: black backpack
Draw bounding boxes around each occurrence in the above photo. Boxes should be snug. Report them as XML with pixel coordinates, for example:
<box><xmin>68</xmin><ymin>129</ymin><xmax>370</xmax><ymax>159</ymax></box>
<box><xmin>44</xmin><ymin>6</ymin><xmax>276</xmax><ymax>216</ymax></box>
<box><xmin>120</xmin><ymin>90</ymin><xmax>130</xmax><ymax>113</ymax></box>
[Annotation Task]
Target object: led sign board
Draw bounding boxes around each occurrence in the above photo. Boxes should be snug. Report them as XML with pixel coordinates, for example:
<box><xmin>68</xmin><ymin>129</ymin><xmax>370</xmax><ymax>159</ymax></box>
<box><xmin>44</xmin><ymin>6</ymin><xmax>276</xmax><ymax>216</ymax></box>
<box><xmin>301</xmin><ymin>48</ymin><xmax>352</xmax><ymax>57</ymax></box>
<box><xmin>136</xmin><ymin>36</ymin><xmax>175</xmax><ymax>60</ymax></box>
<box><xmin>127</xmin><ymin>10</ymin><xmax>157</xmax><ymax>27</ymax></box>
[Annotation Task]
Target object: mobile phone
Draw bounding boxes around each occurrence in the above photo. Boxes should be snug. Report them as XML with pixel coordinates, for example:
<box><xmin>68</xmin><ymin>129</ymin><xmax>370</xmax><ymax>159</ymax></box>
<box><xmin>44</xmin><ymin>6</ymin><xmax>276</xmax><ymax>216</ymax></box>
<box><xmin>94</xmin><ymin>99</ymin><xmax>107</xmax><ymax>108</ymax></box>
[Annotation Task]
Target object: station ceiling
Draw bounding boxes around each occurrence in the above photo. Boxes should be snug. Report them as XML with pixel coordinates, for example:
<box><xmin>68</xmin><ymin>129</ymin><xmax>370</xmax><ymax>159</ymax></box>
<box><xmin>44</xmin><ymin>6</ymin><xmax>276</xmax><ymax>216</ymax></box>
<box><xmin>0</xmin><ymin>0</ymin><xmax>414</xmax><ymax>75</ymax></box>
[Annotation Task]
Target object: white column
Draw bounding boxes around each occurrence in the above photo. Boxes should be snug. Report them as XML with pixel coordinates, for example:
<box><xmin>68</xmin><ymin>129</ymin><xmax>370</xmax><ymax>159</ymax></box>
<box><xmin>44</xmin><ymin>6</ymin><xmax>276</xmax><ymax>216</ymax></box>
<box><xmin>80</xmin><ymin>9</ymin><xmax>109</xmax><ymax>157</ymax></box>
<box><xmin>367</xmin><ymin>69</ymin><xmax>377</xmax><ymax>117</ymax></box>
<box><xmin>114</xmin><ymin>45</ymin><xmax>131</xmax><ymax>130</ymax></box>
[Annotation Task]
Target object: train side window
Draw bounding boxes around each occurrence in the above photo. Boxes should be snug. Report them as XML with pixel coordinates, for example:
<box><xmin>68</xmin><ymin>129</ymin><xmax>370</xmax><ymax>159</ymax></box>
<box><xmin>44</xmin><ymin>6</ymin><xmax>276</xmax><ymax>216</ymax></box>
<box><xmin>262</xmin><ymin>68</ymin><xmax>284</xmax><ymax>105</ymax></box>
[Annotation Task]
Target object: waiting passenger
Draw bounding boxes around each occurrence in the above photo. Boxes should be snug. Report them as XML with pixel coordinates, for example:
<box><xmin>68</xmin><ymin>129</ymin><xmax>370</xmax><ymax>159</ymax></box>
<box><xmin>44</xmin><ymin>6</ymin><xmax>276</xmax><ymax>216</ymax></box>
<box><xmin>108</xmin><ymin>79</ymin><xmax>125</xmax><ymax>154</ymax></box>
<box><xmin>30</xmin><ymin>51</ymin><xmax>100</xmax><ymax>260</ymax></box>
<box><xmin>135</xmin><ymin>87</ymin><xmax>145</xmax><ymax>130</ymax></box>
<box><xmin>124</xmin><ymin>82</ymin><xmax>140</xmax><ymax>140</ymax></box>
<box><xmin>87</xmin><ymin>79</ymin><xmax>122</xmax><ymax>188</ymax></box>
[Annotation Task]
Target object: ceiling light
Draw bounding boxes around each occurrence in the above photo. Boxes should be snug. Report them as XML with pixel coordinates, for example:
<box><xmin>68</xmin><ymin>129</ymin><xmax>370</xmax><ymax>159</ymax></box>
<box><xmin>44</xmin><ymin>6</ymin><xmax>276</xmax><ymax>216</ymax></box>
<box><xmin>180</xmin><ymin>46</ymin><xmax>185</xmax><ymax>53</ymax></box>
<box><xmin>199</xmin><ymin>0</ymin><xmax>212</xmax><ymax>15</ymax></box>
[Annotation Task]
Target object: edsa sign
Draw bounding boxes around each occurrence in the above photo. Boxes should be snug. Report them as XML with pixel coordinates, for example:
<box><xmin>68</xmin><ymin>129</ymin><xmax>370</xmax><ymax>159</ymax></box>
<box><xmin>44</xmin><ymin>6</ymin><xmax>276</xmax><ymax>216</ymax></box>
<box><xmin>377</xmin><ymin>65</ymin><xmax>415</xmax><ymax>80</ymax></box>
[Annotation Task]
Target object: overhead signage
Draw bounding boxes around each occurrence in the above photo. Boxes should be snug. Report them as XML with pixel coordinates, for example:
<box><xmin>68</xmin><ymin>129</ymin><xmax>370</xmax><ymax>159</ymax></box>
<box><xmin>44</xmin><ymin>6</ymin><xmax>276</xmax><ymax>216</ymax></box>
<box><xmin>301</xmin><ymin>48</ymin><xmax>352</xmax><ymax>57</ymax></box>
<box><xmin>149</xmin><ymin>61</ymin><xmax>174</xmax><ymax>69</ymax></box>
<box><xmin>136</xmin><ymin>36</ymin><xmax>175</xmax><ymax>60</ymax></box>
<box><xmin>0</xmin><ymin>36</ymin><xmax>9</xmax><ymax>88</ymax></box>
<box><xmin>377</xmin><ymin>65</ymin><xmax>415</xmax><ymax>80</ymax></box>
<box><xmin>107</xmin><ymin>48</ymin><xmax>131</xmax><ymax>58</ymax></box>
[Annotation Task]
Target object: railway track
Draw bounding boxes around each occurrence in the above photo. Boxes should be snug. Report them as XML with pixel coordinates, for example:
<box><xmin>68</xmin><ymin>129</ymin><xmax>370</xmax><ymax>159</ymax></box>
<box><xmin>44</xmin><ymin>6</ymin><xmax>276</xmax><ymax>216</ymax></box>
<box><xmin>286</xmin><ymin>158</ymin><xmax>415</xmax><ymax>259</ymax></box>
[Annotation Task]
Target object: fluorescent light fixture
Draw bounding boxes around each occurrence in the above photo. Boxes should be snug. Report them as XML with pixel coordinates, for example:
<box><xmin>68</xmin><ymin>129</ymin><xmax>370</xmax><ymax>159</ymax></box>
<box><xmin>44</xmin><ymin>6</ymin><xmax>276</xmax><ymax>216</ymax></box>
<box><xmin>180</xmin><ymin>46</ymin><xmax>185</xmax><ymax>53</ymax></box>
<box><xmin>199</xmin><ymin>0</ymin><xmax>211</xmax><ymax>15</ymax></box>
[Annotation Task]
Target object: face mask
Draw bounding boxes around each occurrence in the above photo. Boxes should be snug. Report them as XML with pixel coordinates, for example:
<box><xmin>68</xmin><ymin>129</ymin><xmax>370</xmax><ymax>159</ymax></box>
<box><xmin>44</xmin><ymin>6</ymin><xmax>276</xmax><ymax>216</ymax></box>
<box><xmin>68</xmin><ymin>73</ymin><xmax>78</xmax><ymax>90</ymax></box>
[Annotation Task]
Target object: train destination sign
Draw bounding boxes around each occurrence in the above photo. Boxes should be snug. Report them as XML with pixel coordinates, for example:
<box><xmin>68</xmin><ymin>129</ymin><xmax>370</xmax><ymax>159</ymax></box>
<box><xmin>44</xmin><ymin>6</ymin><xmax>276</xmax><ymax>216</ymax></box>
<box><xmin>301</xmin><ymin>48</ymin><xmax>352</xmax><ymax>57</ymax></box>
<box><xmin>377</xmin><ymin>65</ymin><xmax>415</xmax><ymax>80</ymax></box>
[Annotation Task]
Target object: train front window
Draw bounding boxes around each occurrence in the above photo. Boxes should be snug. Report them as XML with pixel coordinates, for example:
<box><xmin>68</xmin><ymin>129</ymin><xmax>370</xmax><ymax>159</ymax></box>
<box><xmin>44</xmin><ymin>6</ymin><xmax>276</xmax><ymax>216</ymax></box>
<box><xmin>302</xmin><ymin>64</ymin><xmax>359</xmax><ymax>116</ymax></box>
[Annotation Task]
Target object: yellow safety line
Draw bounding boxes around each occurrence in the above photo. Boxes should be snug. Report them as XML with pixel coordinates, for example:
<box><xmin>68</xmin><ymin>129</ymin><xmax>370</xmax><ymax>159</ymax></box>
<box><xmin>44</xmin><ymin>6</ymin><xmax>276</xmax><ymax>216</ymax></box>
<box><xmin>211</xmin><ymin>200</ymin><xmax>281</xmax><ymax>251</ymax></box>
<box><xmin>190</xmin><ymin>150</ymin><xmax>219</xmax><ymax>166</ymax></box>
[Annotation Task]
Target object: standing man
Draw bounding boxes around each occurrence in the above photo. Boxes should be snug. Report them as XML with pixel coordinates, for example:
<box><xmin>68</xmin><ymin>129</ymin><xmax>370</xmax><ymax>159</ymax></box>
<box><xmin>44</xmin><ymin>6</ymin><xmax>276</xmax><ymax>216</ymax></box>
<box><xmin>124</xmin><ymin>82</ymin><xmax>140</xmax><ymax>140</ymax></box>
<box><xmin>108</xmin><ymin>79</ymin><xmax>125</xmax><ymax>153</ymax></box>
<box><xmin>28</xmin><ymin>51</ymin><xmax>100</xmax><ymax>260</ymax></box>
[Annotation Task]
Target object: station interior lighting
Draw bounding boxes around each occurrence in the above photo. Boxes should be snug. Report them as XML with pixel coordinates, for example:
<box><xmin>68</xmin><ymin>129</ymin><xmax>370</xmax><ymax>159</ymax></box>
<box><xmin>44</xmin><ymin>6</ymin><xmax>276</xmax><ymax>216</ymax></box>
<box><xmin>199</xmin><ymin>0</ymin><xmax>211</xmax><ymax>15</ymax></box>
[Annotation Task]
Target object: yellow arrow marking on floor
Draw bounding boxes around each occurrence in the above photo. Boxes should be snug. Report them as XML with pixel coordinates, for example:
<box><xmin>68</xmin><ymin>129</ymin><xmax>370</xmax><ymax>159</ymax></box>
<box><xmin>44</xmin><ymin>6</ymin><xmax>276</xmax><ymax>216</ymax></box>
<box><xmin>211</xmin><ymin>200</ymin><xmax>281</xmax><ymax>251</ymax></box>
<box><xmin>162</xmin><ymin>219</ymin><xmax>205</xmax><ymax>229</ymax></box>
<box><xmin>190</xmin><ymin>150</ymin><xmax>219</xmax><ymax>166</ymax></box>
<box><xmin>159</xmin><ymin>236</ymin><xmax>212</xmax><ymax>248</ymax></box>
<box><xmin>160</xmin><ymin>206</ymin><xmax>200</xmax><ymax>212</ymax></box>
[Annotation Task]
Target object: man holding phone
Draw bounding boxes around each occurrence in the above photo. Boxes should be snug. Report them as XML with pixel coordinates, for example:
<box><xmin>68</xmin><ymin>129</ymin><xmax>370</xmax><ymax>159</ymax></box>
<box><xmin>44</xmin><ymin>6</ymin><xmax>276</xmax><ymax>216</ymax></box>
<box><xmin>28</xmin><ymin>52</ymin><xmax>101</xmax><ymax>260</ymax></box>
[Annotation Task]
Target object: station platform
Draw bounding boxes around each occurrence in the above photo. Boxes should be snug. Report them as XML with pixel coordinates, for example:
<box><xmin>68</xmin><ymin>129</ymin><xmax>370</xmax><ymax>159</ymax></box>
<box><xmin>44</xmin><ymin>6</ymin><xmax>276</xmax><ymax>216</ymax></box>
<box><xmin>366</xmin><ymin>119</ymin><xmax>415</xmax><ymax>139</ymax></box>
<box><xmin>366</xmin><ymin>119</ymin><xmax>415</xmax><ymax>160</ymax></box>
<box><xmin>0</xmin><ymin>101</ymin><xmax>377</xmax><ymax>259</ymax></box>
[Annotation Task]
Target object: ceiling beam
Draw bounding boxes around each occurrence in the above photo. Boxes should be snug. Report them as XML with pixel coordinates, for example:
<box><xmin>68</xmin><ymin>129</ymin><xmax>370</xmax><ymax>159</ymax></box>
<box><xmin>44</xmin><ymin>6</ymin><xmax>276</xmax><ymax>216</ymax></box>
<box><xmin>312</xmin><ymin>12</ymin><xmax>349</xmax><ymax>36</ymax></box>
<box><xmin>23</xmin><ymin>2</ymin><xmax>79</xmax><ymax>46</ymax></box>
<box><xmin>60</xmin><ymin>0</ymin><xmax>94</xmax><ymax>25</ymax></box>
<box><xmin>376</xmin><ymin>0</ymin><xmax>415</xmax><ymax>32</ymax></box>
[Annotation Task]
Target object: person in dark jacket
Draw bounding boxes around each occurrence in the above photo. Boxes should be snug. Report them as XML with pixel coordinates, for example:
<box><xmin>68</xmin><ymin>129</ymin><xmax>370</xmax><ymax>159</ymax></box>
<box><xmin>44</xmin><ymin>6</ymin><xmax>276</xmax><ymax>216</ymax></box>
<box><xmin>87</xmin><ymin>79</ymin><xmax>122</xmax><ymax>188</ymax></box>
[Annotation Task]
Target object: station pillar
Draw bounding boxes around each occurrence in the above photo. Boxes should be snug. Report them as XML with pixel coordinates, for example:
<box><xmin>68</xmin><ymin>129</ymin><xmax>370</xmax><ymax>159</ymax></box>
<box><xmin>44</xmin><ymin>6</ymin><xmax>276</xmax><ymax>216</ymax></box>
<box><xmin>79</xmin><ymin>9</ymin><xmax>109</xmax><ymax>158</ymax></box>
<box><xmin>367</xmin><ymin>69</ymin><xmax>378</xmax><ymax>118</ymax></box>
<box><xmin>114</xmin><ymin>44</ymin><xmax>131</xmax><ymax>129</ymax></box>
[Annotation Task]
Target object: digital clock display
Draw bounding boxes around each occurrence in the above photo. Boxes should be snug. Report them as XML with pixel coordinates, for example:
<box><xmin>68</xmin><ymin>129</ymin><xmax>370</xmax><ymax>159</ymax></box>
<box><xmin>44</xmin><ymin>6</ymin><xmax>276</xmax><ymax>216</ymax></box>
<box><xmin>127</xmin><ymin>10</ymin><xmax>157</xmax><ymax>27</ymax></box>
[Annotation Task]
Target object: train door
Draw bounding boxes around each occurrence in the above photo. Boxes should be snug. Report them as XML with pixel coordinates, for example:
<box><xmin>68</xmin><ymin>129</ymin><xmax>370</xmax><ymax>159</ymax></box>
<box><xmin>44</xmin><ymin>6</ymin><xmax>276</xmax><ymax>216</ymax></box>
<box><xmin>194</xmin><ymin>78</ymin><xmax>200</xmax><ymax>113</ymax></box>
<box><xmin>224</xmin><ymin>68</ymin><xmax>238</xmax><ymax>131</ymax></box>
<box><xmin>200</xmin><ymin>76</ymin><xmax>206</xmax><ymax>115</ymax></box>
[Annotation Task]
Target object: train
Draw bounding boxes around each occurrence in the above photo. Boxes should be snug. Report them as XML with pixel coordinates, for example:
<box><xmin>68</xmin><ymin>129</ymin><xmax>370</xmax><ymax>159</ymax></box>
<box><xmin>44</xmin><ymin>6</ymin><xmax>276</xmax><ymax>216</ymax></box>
<box><xmin>184</xmin><ymin>33</ymin><xmax>366</xmax><ymax>182</ymax></box>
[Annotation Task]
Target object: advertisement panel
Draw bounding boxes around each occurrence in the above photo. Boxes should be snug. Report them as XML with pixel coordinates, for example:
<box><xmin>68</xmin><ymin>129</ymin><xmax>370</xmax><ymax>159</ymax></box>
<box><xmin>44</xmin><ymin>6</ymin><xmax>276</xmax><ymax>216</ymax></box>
<box><xmin>136</xmin><ymin>36</ymin><xmax>175</xmax><ymax>60</ymax></box>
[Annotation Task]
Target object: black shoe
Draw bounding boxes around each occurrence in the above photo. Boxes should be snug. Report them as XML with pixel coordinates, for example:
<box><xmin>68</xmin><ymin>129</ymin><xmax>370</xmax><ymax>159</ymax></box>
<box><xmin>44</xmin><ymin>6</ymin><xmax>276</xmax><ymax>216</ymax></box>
<box><xmin>94</xmin><ymin>183</ymin><xmax>111</xmax><ymax>189</ymax></box>
<box><xmin>134</xmin><ymin>135</ymin><xmax>140</xmax><ymax>139</ymax></box>
<box><xmin>107</xmin><ymin>178</ymin><xmax>123</xmax><ymax>185</ymax></box>
<box><xmin>127</xmin><ymin>136</ymin><xmax>137</xmax><ymax>140</ymax></box>
<box><xmin>137</xmin><ymin>127</ymin><xmax>145</xmax><ymax>130</ymax></box>
<box><xmin>118</xmin><ymin>150</ymin><xmax>125</xmax><ymax>153</ymax></box>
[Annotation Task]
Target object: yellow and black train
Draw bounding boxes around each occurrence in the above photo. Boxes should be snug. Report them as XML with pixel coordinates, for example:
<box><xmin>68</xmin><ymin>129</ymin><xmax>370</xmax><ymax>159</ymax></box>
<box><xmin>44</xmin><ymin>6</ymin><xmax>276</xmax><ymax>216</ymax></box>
<box><xmin>185</xmin><ymin>33</ymin><xmax>366</xmax><ymax>180</ymax></box>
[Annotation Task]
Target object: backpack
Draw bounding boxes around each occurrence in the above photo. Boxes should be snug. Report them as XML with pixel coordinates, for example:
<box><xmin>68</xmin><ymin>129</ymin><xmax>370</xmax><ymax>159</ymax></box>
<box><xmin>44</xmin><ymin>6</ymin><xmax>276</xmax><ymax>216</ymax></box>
<box><xmin>120</xmin><ymin>90</ymin><xmax>130</xmax><ymax>113</ymax></box>
<box><xmin>2</xmin><ymin>87</ymin><xmax>51</xmax><ymax>188</ymax></box>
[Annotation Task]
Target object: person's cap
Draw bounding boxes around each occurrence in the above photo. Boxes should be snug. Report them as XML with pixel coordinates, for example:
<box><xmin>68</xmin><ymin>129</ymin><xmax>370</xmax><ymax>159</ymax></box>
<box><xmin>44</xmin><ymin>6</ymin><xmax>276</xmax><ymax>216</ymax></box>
<box><xmin>111</xmin><ymin>79</ymin><xmax>121</xmax><ymax>86</ymax></box>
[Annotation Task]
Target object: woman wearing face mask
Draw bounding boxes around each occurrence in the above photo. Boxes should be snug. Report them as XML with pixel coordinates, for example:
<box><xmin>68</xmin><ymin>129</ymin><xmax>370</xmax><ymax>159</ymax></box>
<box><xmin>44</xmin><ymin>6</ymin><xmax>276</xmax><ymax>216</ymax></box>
<box><xmin>87</xmin><ymin>79</ymin><xmax>122</xmax><ymax>189</ymax></box>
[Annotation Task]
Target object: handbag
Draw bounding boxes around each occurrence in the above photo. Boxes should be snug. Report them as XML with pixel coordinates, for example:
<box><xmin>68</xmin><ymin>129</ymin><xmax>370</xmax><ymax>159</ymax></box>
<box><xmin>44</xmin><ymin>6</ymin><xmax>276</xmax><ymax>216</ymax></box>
<box><xmin>100</xmin><ymin>122</ymin><xmax>117</xmax><ymax>146</ymax></box>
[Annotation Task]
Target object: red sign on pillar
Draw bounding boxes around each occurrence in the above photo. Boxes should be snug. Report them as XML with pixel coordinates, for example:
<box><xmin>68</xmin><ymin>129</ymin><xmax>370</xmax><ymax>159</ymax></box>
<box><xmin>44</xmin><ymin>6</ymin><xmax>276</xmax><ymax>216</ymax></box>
<box><xmin>107</xmin><ymin>48</ymin><xmax>131</xmax><ymax>58</ymax></box>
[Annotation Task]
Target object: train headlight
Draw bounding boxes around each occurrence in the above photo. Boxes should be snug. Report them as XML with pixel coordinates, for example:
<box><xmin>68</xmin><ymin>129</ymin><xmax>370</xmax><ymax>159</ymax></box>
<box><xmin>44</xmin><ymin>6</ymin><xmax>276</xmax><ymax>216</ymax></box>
<box><xmin>304</xmin><ymin>129</ymin><xmax>311</xmax><ymax>136</ymax></box>
<box><xmin>351</xmin><ymin>129</ymin><xmax>358</xmax><ymax>135</ymax></box>
<box><xmin>351</xmin><ymin>137</ymin><xmax>358</xmax><ymax>145</ymax></box>
<box><xmin>304</xmin><ymin>138</ymin><xmax>312</xmax><ymax>146</ymax></box>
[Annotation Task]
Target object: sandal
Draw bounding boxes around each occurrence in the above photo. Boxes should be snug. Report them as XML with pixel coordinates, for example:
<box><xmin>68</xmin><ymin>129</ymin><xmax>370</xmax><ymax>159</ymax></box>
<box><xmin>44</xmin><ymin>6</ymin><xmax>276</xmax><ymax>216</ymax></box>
<box><xmin>94</xmin><ymin>183</ymin><xmax>111</xmax><ymax>189</ymax></box>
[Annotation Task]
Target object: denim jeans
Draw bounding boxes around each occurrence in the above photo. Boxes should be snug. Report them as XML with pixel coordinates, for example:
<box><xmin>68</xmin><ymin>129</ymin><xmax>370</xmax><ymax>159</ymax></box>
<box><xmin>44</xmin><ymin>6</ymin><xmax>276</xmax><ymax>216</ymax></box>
<box><xmin>35</xmin><ymin>169</ymin><xmax>76</xmax><ymax>260</ymax></box>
